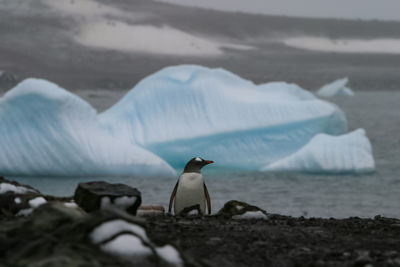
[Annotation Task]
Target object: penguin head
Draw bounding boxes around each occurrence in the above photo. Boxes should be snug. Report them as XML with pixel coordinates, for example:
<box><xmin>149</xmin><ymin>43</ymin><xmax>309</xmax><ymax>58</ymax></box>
<box><xmin>183</xmin><ymin>157</ymin><xmax>214</xmax><ymax>173</ymax></box>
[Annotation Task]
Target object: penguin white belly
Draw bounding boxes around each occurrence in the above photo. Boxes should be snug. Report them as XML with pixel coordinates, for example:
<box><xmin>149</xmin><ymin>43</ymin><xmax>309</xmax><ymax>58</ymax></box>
<box><xmin>174</xmin><ymin>172</ymin><xmax>206</xmax><ymax>214</ymax></box>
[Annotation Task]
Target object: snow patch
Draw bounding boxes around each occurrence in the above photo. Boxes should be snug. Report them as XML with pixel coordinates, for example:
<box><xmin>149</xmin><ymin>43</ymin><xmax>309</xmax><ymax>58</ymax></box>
<box><xmin>156</xmin><ymin>245</ymin><xmax>184</xmax><ymax>267</ymax></box>
<box><xmin>44</xmin><ymin>0</ymin><xmax>252</xmax><ymax>56</ymax></box>
<box><xmin>113</xmin><ymin>196</ymin><xmax>137</xmax><ymax>209</ymax></box>
<box><xmin>28</xmin><ymin>197</ymin><xmax>47</xmax><ymax>208</ymax></box>
<box><xmin>90</xmin><ymin>219</ymin><xmax>149</xmax><ymax>244</ymax></box>
<box><xmin>232</xmin><ymin>211</ymin><xmax>268</xmax><ymax>220</ymax></box>
<box><xmin>64</xmin><ymin>202</ymin><xmax>78</xmax><ymax>208</ymax></box>
<box><xmin>14</xmin><ymin>197</ymin><xmax>21</xmax><ymax>204</ymax></box>
<box><xmin>77</xmin><ymin>21</ymin><xmax>253</xmax><ymax>56</ymax></box>
<box><xmin>284</xmin><ymin>37</ymin><xmax>400</xmax><ymax>54</ymax></box>
<box><xmin>0</xmin><ymin>183</ymin><xmax>28</xmax><ymax>194</ymax></box>
<box><xmin>100</xmin><ymin>234</ymin><xmax>152</xmax><ymax>259</ymax></box>
<box><xmin>16</xmin><ymin>208</ymin><xmax>33</xmax><ymax>216</ymax></box>
<box><xmin>235</xmin><ymin>205</ymin><xmax>244</xmax><ymax>211</ymax></box>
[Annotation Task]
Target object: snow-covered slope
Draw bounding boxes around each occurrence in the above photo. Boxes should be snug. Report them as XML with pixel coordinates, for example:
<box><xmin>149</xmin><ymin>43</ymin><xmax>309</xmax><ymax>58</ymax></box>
<box><xmin>0</xmin><ymin>65</ymin><xmax>374</xmax><ymax>176</ymax></box>
<box><xmin>317</xmin><ymin>78</ymin><xmax>354</xmax><ymax>97</ymax></box>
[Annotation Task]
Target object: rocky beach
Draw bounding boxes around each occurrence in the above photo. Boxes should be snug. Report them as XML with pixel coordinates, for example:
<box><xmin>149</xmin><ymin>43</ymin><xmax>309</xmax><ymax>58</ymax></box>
<box><xmin>1</xmin><ymin>1</ymin><xmax>400</xmax><ymax>266</ymax></box>
<box><xmin>1</xmin><ymin>177</ymin><xmax>399</xmax><ymax>267</ymax></box>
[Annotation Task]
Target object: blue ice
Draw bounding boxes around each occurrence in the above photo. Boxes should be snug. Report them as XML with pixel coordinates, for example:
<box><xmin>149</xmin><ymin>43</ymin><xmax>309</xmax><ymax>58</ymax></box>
<box><xmin>0</xmin><ymin>65</ymin><xmax>374</xmax><ymax>176</ymax></box>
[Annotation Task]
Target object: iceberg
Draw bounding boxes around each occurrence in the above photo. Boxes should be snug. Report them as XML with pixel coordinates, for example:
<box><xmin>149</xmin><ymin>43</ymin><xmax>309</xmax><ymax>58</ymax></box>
<box><xmin>317</xmin><ymin>77</ymin><xmax>354</xmax><ymax>97</ymax></box>
<box><xmin>262</xmin><ymin>129</ymin><xmax>375</xmax><ymax>173</ymax></box>
<box><xmin>0</xmin><ymin>79</ymin><xmax>174</xmax><ymax>176</ymax></box>
<box><xmin>0</xmin><ymin>65</ymin><xmax>374</xmax><ymax>176</ymax></box>
<box><xmin>99</xmin><ymin>65</ymin><xmax>349</xmax><ymax>171</ymax></box>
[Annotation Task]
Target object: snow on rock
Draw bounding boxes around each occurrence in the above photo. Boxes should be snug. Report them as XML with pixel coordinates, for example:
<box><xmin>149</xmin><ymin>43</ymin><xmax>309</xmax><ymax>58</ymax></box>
<box><xmin>100</xmin><ymin>196</ymin><xmax>138</xmax><ymax>211</ymax></box>
<box><xmin>113</xmin><ymin>196</ymin><xmax>137</xmax><ymax>209</ymax></box>
<box><xmin>232</xmin><ymin>210</ymin><xmax>268</xmax><ymax>220</ymax></box>
<box><xmin>156</xmin><ymin>245</ymin><xmax>184</xmax><ymax>267</ymax></box>
<box><xmin>29</xmin><ymin>197</ymin><xmax>47</xmax><ymax>208</ymax></box>
<box><xmin>0</xmin><ymin>183</ymin><xmax>28</xmax><ymax>194</ymax></box>
<box><xmin>0</xmin><ymin>65</ymin><xmax>374</xmax><ymax>175</ymax></box>
<box><xmin>16</xmin><ymin>208</ymin><xmax>33</xmax><ymax>216</ymax></box>
<box><xmin>64</xmin><ymin>202</ymin><xmax>78</xmax><ymax>208</ymax></box>
<box><xmin>262</xmin><ymin>129</ymin><xmax>375</xmax><ymax>173</ymax></box>
<box><xmin>15</xmin><ymin>196</ymin><xmax>47</xmax><ymax>216</ymax></box>
<box><xmin>90</xmin><ymin>219</ymin><xmax>183</xmax><ymax>266</ymax></box>
<box><xmin>317</xmin><ymin>77</ymin><xmax>354</xmax><ymax>97</ymax></box>
<box><xmin>90</xmin><ymin>219</ymin><xmax>149</xmax><ymax>244</ymax></box>
<box><xmin>100</xmin><ymin>234</ymin><xmax>152</xmax><ymax>259</ymax></box>
<box><xmin>100</xmin><ymin>65</ymin><xmax>350</xmax><ymax>171</ymax></box>
<box><xmin>0</xmin><ymin>78</ymin><xmax>175</xmax><ymax>176</ymax></box>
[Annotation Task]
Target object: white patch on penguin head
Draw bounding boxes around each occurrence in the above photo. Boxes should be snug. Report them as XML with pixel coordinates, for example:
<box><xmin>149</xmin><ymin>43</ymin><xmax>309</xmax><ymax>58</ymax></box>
<box><xmin>195</xmin><ymin>157</ymin><xmax>202</xmax><ymax>162</ymax></box>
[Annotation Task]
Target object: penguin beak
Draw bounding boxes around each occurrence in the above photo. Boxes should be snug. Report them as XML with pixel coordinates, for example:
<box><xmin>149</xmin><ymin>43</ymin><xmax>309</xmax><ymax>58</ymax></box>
<box><xmin>204</xmin><ymin>160</ymin><xmax>214</xmax><ymax>165</ymax></box>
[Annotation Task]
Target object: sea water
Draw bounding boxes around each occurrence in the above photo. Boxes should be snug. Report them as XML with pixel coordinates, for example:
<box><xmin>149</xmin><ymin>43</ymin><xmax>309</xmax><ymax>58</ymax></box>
<box><xmin>10</xmin><ymin>91</ymin><xmax>400</xmax><ymax>219</ymax></box>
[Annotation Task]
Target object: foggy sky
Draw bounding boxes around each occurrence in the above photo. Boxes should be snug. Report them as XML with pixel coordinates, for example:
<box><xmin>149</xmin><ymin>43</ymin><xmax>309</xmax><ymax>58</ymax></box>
<box><xmin>155</xmin><ymin>0</ymin><xmax>400</xmax><ymax>21</ymax></box>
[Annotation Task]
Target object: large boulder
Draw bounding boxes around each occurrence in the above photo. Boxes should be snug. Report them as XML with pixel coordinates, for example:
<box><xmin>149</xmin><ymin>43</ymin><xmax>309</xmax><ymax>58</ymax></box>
<box><xmin>74</xmin><ymin>181</ymin><xmax>141</xmax><ymax>215</ymax></box>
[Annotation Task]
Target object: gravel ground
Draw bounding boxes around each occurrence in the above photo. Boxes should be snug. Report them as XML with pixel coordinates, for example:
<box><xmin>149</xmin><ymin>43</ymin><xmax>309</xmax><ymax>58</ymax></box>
<box><xmin>146</xmin><ymin>214</ymin><xmax>400</xmax><ymax>267</ymax></box>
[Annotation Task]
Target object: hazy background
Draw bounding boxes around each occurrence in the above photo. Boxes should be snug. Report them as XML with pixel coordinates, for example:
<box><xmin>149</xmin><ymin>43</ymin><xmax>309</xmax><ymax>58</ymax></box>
<box><xmin>1</xmin><ymin>0</ymin><xmax>400</xmax><ymax>217</ymax></box>
<box><xmin>156</xmin><ymin>0</ymin><xmax>400</xmax><ymax>21</ymax></box>
<box><xmin>1</xmin><ymin>0</ymin><xmax>400</xmax><ymax>101</ymax></box>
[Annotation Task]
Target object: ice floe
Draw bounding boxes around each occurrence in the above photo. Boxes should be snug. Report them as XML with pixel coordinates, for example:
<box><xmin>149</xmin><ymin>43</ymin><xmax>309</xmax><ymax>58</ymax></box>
<box><xmin>317</xmin><ymin>78</ymin><xmax>354</xmax><ymax>97</ymax></box>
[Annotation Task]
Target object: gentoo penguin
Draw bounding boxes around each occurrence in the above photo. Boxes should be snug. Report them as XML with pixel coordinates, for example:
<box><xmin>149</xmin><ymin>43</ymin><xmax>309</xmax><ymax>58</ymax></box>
<box><xmin>168</xmin><ymin>157</ymin><xmax>213</xmax><ymax>215</ymax></box>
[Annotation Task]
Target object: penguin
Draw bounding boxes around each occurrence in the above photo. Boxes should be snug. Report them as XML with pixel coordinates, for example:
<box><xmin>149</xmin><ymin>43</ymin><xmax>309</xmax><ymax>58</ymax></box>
<box><xmin>168</xmin><ymin>157</ymin><xmax>213</xmax><ymax>215</ymax></box>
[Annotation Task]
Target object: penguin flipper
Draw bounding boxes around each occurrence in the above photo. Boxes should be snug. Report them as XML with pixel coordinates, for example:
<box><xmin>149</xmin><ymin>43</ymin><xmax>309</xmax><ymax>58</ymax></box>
<box><xmin>204</xmin><ymin>182</ymin><xmax>211</xmax><ymax>215</ymax></box>
<box><xmin>168</xmin><ymin>180</ymin><xmax>179</xmax><ymax>214</ymax></box>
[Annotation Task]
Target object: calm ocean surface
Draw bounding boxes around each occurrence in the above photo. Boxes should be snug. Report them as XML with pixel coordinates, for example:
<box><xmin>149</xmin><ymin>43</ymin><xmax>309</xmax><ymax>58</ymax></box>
<box><xmin>10</xmin><ymin>91</ymin><xmax>400</xmax><ymax>219</ymax></box>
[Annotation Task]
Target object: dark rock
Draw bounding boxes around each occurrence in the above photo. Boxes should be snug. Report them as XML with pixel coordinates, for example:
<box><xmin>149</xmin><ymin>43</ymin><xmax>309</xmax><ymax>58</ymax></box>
<box><xmin>216</xmin><ymin>200</ymin><xmax>268</xmax><ymax>219</ymax></box>
<box><xmin>0</xmin><ymin>202</ymin><xmax>187</xmax><ymax>267</ymax></box>
<box><xmin>0</xmin><ymin>177</ymin><xmax>44</xmax><ymax>217</ymax></box>
<box><xmin>74</xmin><ymin>181</ymin><xmax>141</xmax><ymax>215</ymax></box>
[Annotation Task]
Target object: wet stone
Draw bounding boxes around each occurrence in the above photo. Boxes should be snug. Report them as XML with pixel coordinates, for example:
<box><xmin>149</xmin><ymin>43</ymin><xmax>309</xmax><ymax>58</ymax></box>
<box><xmin>74</xmin><ymin>181</ymin><xmax>141</xmax><ymax>215</ymax></box>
